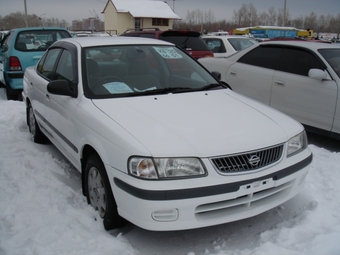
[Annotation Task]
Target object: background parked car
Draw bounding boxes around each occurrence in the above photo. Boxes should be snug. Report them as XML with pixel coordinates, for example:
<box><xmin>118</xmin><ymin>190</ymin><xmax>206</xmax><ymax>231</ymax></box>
<box><xmin>120</xmin><ymin>28</ymin><xmax>213</xmax><ymax>59</ymax></box>
<box><xmin>23</xmin><ymin>36</ymin><xmax>311</xmax><ymax>231</ymax></box>
<box><xmin>199</xmin><ymin>41</ymin><xmax>340</xmax><ymax>139</ymax></box>
<box><xmin>202</xmin><ymin>35</ymin><xmax>257</xmax><ymax>57</ymax></box>
<box><xmin>0</xmin><ymin>27</ymin><xmax>72</xmax><ymax>100</ymax></box>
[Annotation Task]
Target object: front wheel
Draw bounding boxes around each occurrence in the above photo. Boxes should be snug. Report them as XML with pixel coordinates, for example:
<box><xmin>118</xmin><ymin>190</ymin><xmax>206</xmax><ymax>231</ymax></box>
<box><xmin>84</xmin><ymin>155</ymin><xmax>127</xmax><ymax>230</ymax></box>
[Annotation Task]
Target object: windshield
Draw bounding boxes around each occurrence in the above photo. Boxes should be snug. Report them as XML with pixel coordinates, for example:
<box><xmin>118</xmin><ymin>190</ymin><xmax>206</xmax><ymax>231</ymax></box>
<box><xmin>84</xmin><ymin>45</ymin><xmax>221</xmax><ymax>99</ymax></box>
<box><xmin>319</xmin><ymin>49</ymin><xmax>340</xmax><ymax>78</ymax></box>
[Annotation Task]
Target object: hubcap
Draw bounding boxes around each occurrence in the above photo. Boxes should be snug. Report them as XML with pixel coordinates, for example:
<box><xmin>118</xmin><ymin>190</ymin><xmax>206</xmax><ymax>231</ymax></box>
<box><xmin>29</xmin><ymin>107</ymin><xmax>36</xmax><ymax>135</ymax></box>
<box><xmin>88</xmin><ymin>166</ymin><xmax>106</xmax><ymax>218</ymax></box>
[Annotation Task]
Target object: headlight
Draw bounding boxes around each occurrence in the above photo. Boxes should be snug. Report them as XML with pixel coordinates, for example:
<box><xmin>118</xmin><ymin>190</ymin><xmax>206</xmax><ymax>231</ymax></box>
<box><xmin>287</xmin><ymin>131</ymin><xmax>308</xmax><ymax>157</ymax></box>
<box><xmin>128</xmin><ymin>157</ymin><xmax>206</xmax><ymax>179</ymax></box>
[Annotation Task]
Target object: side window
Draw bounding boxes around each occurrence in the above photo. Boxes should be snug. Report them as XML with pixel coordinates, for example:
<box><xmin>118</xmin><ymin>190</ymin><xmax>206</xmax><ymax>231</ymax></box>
<box><xmin>55</xmin><ymin>50</ymin><xmax>74</xmax><ymax>82</ymax></box>
<box><xmin>37</xmin><ymin>48</ymin><xmax>61</xmax><ymax>79</ymax></box>
<box><xmin>1</xmin><ymin>33</ymin><xmax>12</xmax><ymax>51</ymax></box>
<box><xmin>203</xmin><ymin>39</ymin><xmax>225</xmax><ymax>53</ymax></box>
<box><xmin>238</xmin><ymin>46</ymin><xmax>282</xmax><ymax>70</ymax></box>
<box><xmin>278</xmin><ymin>48</ymin><xmax>325</xmax><ymax>76</ymax></box>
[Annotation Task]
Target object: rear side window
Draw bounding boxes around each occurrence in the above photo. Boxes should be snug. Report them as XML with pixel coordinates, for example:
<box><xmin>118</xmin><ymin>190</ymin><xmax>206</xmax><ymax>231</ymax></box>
<box><xmin>37</xmin><ymin>48</ymin><xmax>61</xmax><ymax>80</ymax></box>
<box><xmin>277</xmin><ymin>48</ymin><xmax>325</xmax><ymax>76</ymax></box>
<box><xmin>238</xmin><ymin>46</ymin><xmax>282</xmax><ymax>70</ymax></box>
<box><xmin>138</xmin><ymin>33</ymin><xmax>156</xmax><ymax>39</ymax></box>
<box><xmin>203</xmin><ymin>38</ymin><xmax>226</xmax><ymax>53</ymax></box>
<box><xmin>159</xmin><ymin>36</ymin><xmax>210</xmax><ymax>51</ymax></box>
<box><xmin>15</xmin><ymin>30</ymin><xmax>71</xmax><ymax>52</ymax></box>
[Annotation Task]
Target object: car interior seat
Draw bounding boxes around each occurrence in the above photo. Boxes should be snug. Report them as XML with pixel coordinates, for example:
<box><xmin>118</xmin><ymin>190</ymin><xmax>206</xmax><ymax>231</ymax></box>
<box><xmin>86</xmin><ymin>59</ymin><xmax>101</xmax><ymax>88</ymax></box>
<box><xmin>123</xmin><ymin>49</ymin><xmax>160</xmax><ymax>91</ymax></box>
<box><xmin>16</xmin><ymin>42</ymin><xmax>27</xmax><ymax>50</ymax></box>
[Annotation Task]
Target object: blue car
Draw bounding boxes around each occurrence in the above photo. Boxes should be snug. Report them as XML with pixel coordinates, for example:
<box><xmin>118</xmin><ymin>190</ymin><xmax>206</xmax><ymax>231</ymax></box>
<box><xmin>0</xmin><ymin>27</ymin><xmax>71</xmax><ymax>100</ymax></box>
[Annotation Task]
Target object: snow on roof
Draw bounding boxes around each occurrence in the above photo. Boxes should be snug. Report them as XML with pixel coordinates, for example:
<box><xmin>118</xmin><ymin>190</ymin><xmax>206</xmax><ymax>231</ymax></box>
<box><xmin>235</xmin><ymin>26</ymin><xmax>306</xmax><ymax>31</ymax></box>
<box><xmin>112</xmin><ymin>0</ymin><xmax>181</xmax><ymax>19</ymax></box>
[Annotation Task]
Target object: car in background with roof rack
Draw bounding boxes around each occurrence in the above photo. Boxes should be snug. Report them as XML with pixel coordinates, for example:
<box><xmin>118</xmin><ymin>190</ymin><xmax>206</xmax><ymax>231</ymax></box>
<box><xmin>120</xmin><ymin>28</ymin><xmax>213</xmax><ymax>60</ymax></box>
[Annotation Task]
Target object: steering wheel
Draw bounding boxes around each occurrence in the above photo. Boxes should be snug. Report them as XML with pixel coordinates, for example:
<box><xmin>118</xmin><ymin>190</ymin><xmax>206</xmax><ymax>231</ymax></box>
<box><xmin>91</xmin><ymin>76</ymin><xmax>125</xmax><ymax>94</ymax></box>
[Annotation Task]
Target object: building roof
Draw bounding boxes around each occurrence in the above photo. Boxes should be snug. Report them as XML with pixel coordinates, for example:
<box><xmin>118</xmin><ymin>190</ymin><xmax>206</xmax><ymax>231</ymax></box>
<box><xmin>111</xmin><ymin>0</ymin><xmax>181</xmax><ymax>19</ymax></box>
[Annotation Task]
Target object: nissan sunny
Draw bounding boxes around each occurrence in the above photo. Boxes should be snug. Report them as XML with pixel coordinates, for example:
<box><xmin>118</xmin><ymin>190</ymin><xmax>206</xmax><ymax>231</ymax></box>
<box><xmin>23</xmin><ymin>37</ymin><xmax>312</xmax><ymax>231</ymax></box>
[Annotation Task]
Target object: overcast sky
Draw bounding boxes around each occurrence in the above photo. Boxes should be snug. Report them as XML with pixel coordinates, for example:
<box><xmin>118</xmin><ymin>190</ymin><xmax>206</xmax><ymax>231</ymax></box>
<box><xmin>0</xmin><ymin>0</ymin><xmax>339</xmax><ymax>23</ymax></box>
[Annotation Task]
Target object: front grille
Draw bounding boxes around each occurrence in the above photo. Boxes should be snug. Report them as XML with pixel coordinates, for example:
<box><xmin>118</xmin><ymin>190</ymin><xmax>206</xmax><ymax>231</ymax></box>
<box><xmin>210</xmin><ymin>144</ymin><xmax>284</xmax><ymax>174</ymax></box>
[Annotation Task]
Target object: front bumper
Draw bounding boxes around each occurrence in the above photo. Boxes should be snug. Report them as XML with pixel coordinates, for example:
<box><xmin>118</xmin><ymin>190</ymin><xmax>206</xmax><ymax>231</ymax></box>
<box><xmin>110</xmin><ymin>151</ymin><xmax>312</xmax><ymax>231</ymax></box>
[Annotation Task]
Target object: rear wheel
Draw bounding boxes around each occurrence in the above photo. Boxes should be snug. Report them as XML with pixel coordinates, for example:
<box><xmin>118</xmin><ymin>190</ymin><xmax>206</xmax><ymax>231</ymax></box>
<box><xmin>28</xmin><ymin>103</ymin><xmax>47</xmax><ymax>143</ymax></box>
<box><xmin>84</xmin><ymin>155</ymin><xmax>127</xmax><ymax>230</ymax></box>
<box><xmin>5</xmin><ymin>81</ymin><xmax>22</xmax><ymax>101</ymax></box>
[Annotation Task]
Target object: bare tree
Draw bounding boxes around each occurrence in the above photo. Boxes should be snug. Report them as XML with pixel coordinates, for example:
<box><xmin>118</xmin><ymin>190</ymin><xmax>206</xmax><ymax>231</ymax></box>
<box><xmin>257</xmin><ymin>12</ymin><xmax>269</xmax><ymax>26</ymax></box>
<box><xmin>267</xmin><ymin>7</ymin><xmax>277</xmax><ymax>25</ymax></box>
<box><xmin>0</xmin><ymin>12</ymin><xmax>69</xmax><ymax>30</ymax></box>
<box><xmin>304</xmin><ymin>12</ymin><xmax>318</xmax><ymax>32</ymax></box>
<box><xmin>277</xmin><ymin>8</ymin><xmax>291</xmax><ymax>26</ymax></box>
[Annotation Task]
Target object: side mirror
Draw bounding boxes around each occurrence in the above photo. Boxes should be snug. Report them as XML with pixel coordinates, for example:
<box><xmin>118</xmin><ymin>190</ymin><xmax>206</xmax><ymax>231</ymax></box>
<box><xmin>211</xmin><ymin>71</ymin><xmax>221</xmax><ymax>80</ymax></box>
<box><xmin>47</xmin><ymin>80</ymin><xmax>77</xmax><ymax>98</ymax></box>
<box><xmin>308</xmin><ymin>68</ymin><xmax>327</xmax><ymax>80</ymax></box>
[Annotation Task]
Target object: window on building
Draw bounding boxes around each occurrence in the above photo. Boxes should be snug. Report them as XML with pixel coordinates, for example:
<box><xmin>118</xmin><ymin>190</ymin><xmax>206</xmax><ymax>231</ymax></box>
<box><xmin>152</xmin><ymin>18</ymin><xmax>169</xmax><ymax>26</ymax></box>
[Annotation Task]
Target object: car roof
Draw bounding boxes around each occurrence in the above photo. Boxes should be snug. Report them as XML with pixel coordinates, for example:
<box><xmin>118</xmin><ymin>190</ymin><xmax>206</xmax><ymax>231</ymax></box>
<box><xmin>259</xmin><ymin>40</ymin><xmax>340</xmax><ymax>50</ymax></box>
<box><xmin>10</xmin><ymin>27</ymin><xmax>69</xmax><ymax>32</ymax></box>
<box><xmin>56</xmin><ymin>36</ymin><xmax>174</xmax><ymax>47</ymax></box>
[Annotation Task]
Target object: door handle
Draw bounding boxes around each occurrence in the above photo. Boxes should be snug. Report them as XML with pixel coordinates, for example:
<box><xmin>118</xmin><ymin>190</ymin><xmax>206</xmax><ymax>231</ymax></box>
<box><xmin>46</xmin><ymin>94</ymin><xmax>50</xmax><ymax>101</ymax></box>
<box><xmin>230</xmin><ymin>71</ymin><xmax>236</xmax><ymax>76</ymax></box>
<box><xmin>275</xmin><ymin>81</ymin><xmax>285</xmax><ymax>86</ymax></box>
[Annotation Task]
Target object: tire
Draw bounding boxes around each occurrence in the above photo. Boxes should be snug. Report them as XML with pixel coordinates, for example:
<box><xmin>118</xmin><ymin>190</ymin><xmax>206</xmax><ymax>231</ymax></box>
<box><xmin>5</xmin><ymin>84</ymin><xmax>17</xmax><ymax>100</ymax></box>
<box><xmin>28</xmin><ymin>103</ymin><xmax>47</xmax><ymax>144</ymax></box>
<box><xmin>84</xmin><ymin>155</ymin><xmax>127</xmax><ymax>230</ymax></box>
<box><xmin>5</xmin><ymin>80</ymin><xmax>22</xmax><ymax>100</ymax></box>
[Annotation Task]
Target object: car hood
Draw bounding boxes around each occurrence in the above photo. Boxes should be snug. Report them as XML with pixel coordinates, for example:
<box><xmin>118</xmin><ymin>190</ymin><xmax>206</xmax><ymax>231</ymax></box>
<box><xmin>92</xmin><ymin>90</ymin><xmax>302</xmax><ymax>157</ymax></box>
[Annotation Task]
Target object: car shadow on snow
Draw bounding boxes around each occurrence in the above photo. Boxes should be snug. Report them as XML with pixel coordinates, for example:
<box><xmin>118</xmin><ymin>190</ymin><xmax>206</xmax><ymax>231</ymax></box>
<box><xmin>307</xmin><ymin>132</ymin><xmax>340</xmax><ymax>152</ymax></box>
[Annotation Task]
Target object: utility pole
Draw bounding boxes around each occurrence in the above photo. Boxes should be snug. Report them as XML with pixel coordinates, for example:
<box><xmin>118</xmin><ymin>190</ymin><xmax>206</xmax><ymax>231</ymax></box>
<box><xmin>283</xmin><ymin>0</ymin><xmax>287</xmax><ymax>26</ymax></box>
<box><xmin>24</xmin><ymin>0</ymin><xmax>28</xmax><ymax>27</ymax></box>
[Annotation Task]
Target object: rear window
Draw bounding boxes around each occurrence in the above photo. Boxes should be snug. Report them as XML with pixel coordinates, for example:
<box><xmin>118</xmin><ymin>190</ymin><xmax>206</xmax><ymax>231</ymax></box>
<box><xmin>15</xmin><ymin>30</ymin><xmax>71</xmax><ymax>52</ymax></box>
<box><xmin>159</xmin><ymin>35</ymin><xmax>210</xmax><ymax>51</ymax></box>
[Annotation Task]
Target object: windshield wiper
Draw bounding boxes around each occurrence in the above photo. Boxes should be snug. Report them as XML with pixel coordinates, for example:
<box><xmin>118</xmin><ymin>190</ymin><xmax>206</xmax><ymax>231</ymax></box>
<box><xmin>195</xmin><ymin>83</ymin><xmax>224</xmax><ymax>91</ymax></box>
<box><xmin>124</xmin><ymin>85</ymin><xmax>224</xmax><ymax>97</ymax></box>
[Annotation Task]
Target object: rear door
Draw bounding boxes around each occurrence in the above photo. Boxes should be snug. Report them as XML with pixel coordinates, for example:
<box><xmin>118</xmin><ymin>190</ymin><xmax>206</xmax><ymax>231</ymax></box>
<box><xmin>226</xmin><ymin>45</ymin><xmax>282</xmax><ymax>105</ymax></box>
<box><xmin>271</xmin><ymin>47</ymin><xmax>338</xmax><ymax>131</ymax></box>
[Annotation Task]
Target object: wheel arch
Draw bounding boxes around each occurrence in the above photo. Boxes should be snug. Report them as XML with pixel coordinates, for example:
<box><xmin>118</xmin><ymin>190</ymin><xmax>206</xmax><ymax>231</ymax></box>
<box><xmin>25</xmin><ymin>97</ymin><xmax>31</xmax><ymax>126</ymax></box>
<box><xmin>81</xmin><ymin>144</ymin><xmax>102</xmax><ymax>196</ymax></box>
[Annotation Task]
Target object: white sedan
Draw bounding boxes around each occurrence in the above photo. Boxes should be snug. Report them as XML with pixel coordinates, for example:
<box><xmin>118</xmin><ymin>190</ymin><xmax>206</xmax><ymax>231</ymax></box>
<box><xmin>23</xmin><ymin>37</ymin><xmax>312</xmax><ymax>231</ymax></box>
<box><xmin>199</xmin><ymin>41</ymin><xmax>340</xmax><ymax>139</ymax></box>
<box><xmin>202</xmin><ymin>35</ymin><xmax>257</xmax><ymax>57</ymax></box>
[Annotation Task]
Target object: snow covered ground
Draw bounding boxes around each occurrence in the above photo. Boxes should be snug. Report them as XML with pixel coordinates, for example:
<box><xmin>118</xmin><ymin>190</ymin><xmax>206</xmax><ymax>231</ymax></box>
<box><xmin>0</xmin><ymin>87</ymin><xmax>339</xmax><ymax>255</ymax></box>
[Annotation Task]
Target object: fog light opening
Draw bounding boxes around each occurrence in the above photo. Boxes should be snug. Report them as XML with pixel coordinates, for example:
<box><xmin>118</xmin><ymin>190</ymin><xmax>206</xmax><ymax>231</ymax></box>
<box><xmin>152</xmin><ymin>209</ymin><xmax>179</xmax><ymax>222</ymax></box>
